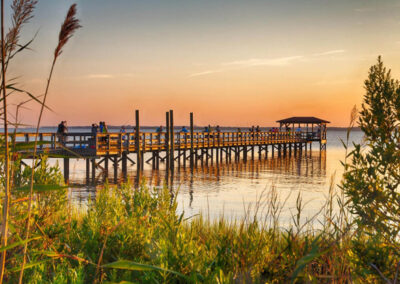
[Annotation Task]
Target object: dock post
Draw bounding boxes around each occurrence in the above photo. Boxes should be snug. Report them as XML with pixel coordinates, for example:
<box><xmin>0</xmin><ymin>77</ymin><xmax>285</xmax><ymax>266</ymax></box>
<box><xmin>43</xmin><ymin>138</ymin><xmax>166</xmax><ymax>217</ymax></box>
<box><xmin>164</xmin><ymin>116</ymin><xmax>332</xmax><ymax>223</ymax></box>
<box><xmin>190</xmin><ymin>112</ymin><xmax>194</xmax><ymax>170</ymax></box>
<box><xmin>91</xmin><ymin>158</ymin><xmax>96</xmax><ymax>184</ymax></box>
<box><xmin>141</xmin><ymin>133</ymin><xmax>145</xmax><ymax>169</ymax></box>
<box><xmin>122</xmin><ymin>152</ymin><xmax>127</xmax><ymax>181</ymax></box>
<box><xmin>104</xmin><ymin>156</ymin><xmax>109</xmax><ymax>179</ymax></box>
<box><xmin>177</xmin><ymin>132</ymin><xmax>181</xmax><ymax>168</ymax></box>
<box><xmin>152</xmin><ymin>152</ymin><xmax>156</xmax><ymax>170</ymax></box>
<box><xmin>166</xmin><ymin>112</ymin><xmax>170</xmax><ymax>172</ymax></box>
<box><xmin>183</xmin><ymin>134</ymin><xmax>187</xmax><ymax>168</ymax></box>
<box><xmin>169</xmin><ymin>110</ymin><xmax>174</xmax><ymax>172</ymax></box>
<box><xmin>216</xmin><ymin>135</ymin><xmax>219</xmax><ymax>166</ymax></box>
<box><xmin>135</xmin><ymin>110</ymin><xmax>141</xmax><ymax>176</ymax></box>
<box><xmin>63</xmin><ymin>158</ymin><xmax>70</xmax><ymax>184</ymax></box>
<box><xmin>113</xmin><ymin>156</ymin><xmax>118</xmax><ymax>183</ymax></box>
<box><xmin>156</xmin><ymin>133</ymin><xmax>161</xmax><ymax>169</ymax></box>
<box><xmin>86</xmin><ymin>158</ymin><xmax>90</xmax><ymax>184</ymax></box>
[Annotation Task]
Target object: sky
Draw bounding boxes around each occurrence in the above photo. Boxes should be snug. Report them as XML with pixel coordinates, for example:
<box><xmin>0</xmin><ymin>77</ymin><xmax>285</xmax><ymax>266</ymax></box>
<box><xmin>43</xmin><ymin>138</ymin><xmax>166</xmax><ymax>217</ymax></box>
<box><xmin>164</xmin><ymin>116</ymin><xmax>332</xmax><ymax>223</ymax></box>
<box><xmin>6</xmin><ymin>0</ymin><xmax>400</xmax><ymax>127</ymax></box>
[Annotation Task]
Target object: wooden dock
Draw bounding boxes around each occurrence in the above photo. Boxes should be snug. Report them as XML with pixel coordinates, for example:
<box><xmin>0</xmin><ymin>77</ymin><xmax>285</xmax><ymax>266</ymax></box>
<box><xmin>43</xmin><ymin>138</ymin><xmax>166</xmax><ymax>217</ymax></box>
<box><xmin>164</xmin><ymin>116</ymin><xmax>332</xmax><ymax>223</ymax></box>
<box><xmin>6</xmin><ymin>111</ymin><xmax>329</xmax><ymax>184</ymax></box>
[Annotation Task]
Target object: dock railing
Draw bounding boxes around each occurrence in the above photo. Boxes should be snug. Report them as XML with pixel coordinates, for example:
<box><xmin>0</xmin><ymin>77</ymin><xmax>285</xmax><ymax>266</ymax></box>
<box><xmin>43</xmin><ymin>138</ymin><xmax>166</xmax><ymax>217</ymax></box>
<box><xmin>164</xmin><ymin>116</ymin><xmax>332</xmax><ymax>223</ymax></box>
<box><xmin>3</xmin><ymin>130</ymin><xmax>317</xmax><ymax>157</ymax></box>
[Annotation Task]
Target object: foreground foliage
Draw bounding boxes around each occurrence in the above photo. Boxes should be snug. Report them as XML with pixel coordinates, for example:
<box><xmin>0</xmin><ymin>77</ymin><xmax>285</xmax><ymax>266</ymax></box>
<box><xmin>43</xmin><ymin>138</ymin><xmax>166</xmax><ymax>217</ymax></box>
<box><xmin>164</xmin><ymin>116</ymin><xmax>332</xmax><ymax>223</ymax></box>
<box><xmin>0</xmin><ymin>176</ymin><xmax>395</xmax><ymax>283</ymax></box>
<box><xmin>342</xmin><ymin>57</ymin><xmax>400</xmax><ymax>281</ymax></box>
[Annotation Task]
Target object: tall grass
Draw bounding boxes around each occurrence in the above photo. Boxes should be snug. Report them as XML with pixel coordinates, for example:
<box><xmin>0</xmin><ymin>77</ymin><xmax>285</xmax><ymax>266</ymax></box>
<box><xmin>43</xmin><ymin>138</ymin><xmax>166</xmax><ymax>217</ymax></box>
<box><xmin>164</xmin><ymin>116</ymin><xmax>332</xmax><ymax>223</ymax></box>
<box><xmin>19</xmin><ymin>5</ymin><xmax>80</xmax><ymax>281</ymax></box>
<box><xmin>0</xmin><ymin>173</ymin><xmax>393</xmax><ymax>283</ymax></box>
<box><xmin>0</xmin><ymin>0</ymin><xmax>10</xmax><ymax>281</ymax></box>
<box><xmin>0</xmin><ymin>1</ymin><xmax>80</xmax><ymax>282</ymax></box>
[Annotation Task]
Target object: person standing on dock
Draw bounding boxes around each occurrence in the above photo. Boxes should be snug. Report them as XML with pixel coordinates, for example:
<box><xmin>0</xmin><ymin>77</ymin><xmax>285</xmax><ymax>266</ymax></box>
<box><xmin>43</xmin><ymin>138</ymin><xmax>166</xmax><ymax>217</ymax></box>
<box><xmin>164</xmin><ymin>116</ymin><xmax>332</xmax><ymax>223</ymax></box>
<box><xmin>91</xmin><ymin>123</ymin><xmax>98</xmax><ymax>135</ymax></box>
<box><xmin>120</xmin><ymin>125</ymin><xmax>127</xmax><ymax>144</ymax></box>
<box><xmin>57</xmin><ymin>121</ymin><xmax>63</xmax><ymax>143</ymax></box>
<box><xmin>99</xmin><ymin>122</ymin><xmax>104</xmax><ymax>133</ymax></box>
<box><xmin>296</xmin><ymin>126</ymin><xmax>302</xmax><ymax>138</ymax></box>
<box><xmin>156</xmin><ymin>126</ymin><xmax>163</xmax><ymax>133</ymax></box>
<box><xmin>102</xmin><ymin>122</ymin><xmax>108</xmax><ymax>133</ymax></box>
<box><xmin>57</xmin><ymin>121</ymin><xmax>67</xmax><ymax>145</ymax></box>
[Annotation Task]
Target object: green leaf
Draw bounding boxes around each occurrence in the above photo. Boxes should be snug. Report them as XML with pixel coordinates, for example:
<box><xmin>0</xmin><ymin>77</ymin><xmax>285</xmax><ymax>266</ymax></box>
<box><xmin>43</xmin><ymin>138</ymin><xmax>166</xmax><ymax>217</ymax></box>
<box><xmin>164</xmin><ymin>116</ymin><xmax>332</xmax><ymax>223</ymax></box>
<box><xmin>291</xmin><ymin>235</ymin><xmax>329</xmax><ymax>283</ymax></box>
<box><xmin>15</xmin><ymin>184</ymin><xmax>68</xmax><ymax>192</ymax></box>
<box><xmin>103</xmin><ymin>281</ymin><xmax>135</xmax><ymax>284</ymax></box>
<box><xmin>9</xmin><ymin>259</ymin><xmax>50</xmax><ymax>273</ymax></box>
<box><xmin>102</xmin><ymin>260</ymin><xmax>187</xmax><ymax>280</ymax></box>
<box><xmin>0</xmin><ymin>236</ymin><xmax>41</xmax><ymax>253</ymax></box>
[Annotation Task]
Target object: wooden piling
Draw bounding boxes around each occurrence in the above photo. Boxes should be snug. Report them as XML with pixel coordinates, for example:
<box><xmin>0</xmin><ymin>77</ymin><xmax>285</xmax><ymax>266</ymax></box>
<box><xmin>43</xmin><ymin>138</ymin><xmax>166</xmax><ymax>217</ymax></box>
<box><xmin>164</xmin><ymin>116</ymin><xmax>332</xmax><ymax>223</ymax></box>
<box><xmin>113</xmin><ymin>156</ymin><xmax>118</xmax><ymax>183</ymax></box>
<box><xmin>135</xmin><ymin>110</ymin><xmax>141</xmax><ymax>175</ymax></box>
<box><xmin>169</xmin><ymin>110</ymin><xmax>174</xmax><ymax>172</ymax></box>
<box><xmin>122</xmin><ymin>152</ymin><xmax>127</xmax><ymax>181</ymax></box>
<box><xmin>91</xmin><ymin>158</ymin><xmax>96</xmax><ymax>184</ymax></box>
<box><xmin>166</xmin><ymin>112</ymin><xmax>170</xmax><ymax>172</ymax></box>
<box><xmin>86</xmin><ymin>158</ymin><xmax>90</xmax><ymax>184</ymax></box>
<box><xmin>190</xmin><ymin>112</ymin><xmax>194</xmax><ymax>170</ymax></box>
<box><xmin>63</xmin><ymin>158</ymin><xmax>69</xmax><ymax>184</ymax></box>
<box><xmin>104</xmin><ymin>156</ymin><xmax>109</xmax><ymax>179</ymax></box>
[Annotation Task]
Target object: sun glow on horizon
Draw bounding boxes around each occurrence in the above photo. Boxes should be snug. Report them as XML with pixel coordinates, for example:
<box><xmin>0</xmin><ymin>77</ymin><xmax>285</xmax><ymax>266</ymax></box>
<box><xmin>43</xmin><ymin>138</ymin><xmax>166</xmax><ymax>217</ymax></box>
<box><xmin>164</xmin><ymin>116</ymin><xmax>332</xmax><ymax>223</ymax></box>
<box><xmin>8</xmin><ymin>0</ymin><xmax>400</xmax><ymax>127</ymax></box>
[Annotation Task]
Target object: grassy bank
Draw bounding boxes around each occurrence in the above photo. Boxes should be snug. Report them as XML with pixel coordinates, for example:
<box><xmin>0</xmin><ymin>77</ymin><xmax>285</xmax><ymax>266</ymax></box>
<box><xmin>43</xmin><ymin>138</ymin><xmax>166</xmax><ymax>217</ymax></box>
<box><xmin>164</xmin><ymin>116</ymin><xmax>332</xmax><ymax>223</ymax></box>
<box><xmin>0</xmin><ymin>178</ymin><xmax>395</xmax><ymax>283</ymax></box>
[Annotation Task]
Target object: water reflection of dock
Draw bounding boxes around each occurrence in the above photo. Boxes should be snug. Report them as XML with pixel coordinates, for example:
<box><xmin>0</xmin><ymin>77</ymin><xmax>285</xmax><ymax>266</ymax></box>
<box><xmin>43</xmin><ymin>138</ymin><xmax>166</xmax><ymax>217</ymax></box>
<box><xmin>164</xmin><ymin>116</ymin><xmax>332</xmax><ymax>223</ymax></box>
<box><xmin>70</xmin><ymin>150</ymin><xmax>327</xmax><ymax>207</ymax></box>
<box><xmin>145</xmin><ymin>150</ymin><xmax>327</xmax><ymax>187</ymax></box>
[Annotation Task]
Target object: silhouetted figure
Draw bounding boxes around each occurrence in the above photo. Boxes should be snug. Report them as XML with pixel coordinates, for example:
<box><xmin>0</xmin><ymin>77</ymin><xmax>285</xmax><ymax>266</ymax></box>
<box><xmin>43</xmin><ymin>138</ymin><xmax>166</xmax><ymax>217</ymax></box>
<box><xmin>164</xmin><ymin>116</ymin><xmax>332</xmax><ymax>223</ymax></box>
<box><xmin>91</xmin><ymin>123</ymin><xmax>98</xmax><ymax>135</ymax></box>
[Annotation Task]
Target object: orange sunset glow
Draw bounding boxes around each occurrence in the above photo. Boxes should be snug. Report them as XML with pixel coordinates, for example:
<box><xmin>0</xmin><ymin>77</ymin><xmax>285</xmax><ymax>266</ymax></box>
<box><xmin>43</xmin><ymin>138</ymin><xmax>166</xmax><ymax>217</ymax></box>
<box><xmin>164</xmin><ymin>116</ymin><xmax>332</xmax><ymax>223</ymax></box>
<box><xmin>9</xmin><ymin>0</ymin><xmax>400</xmax><ymax>127</ymax></box>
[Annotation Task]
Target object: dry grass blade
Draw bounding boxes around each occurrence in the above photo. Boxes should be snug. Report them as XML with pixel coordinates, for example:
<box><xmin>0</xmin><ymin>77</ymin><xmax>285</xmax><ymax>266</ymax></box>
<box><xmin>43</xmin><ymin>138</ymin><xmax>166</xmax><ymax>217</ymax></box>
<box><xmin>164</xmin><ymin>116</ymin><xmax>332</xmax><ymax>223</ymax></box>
<box><xmin>0</xmin><ymin>0</ymin><xmax>10</xmax><ymax>282</ymax></box>
<box><xmin>54</xmin><ymin>4</ymin><xmax>81</xmax><ymax>59</ymax></box>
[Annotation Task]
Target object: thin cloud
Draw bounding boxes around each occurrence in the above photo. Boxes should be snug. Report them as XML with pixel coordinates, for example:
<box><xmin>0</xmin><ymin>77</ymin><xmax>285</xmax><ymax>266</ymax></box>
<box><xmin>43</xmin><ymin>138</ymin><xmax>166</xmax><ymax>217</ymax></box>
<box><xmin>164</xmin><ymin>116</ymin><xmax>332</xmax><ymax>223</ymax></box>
<box><xmin>313</xmin><ymin>50</ymin><xmax>346</xmax><ymax>56</ymax></box>
<box><xmin>189</xmin><ymin>69</ymin><xmax>225</xmax><ymax>77</ymax></box>
<box><xmin>189</xmin><ymin>55</ymin><xmax>303</xmax><ymax>77</ymax></box>
<box><xmin>354</xmin><ymin>7</ymin><xmax>375</xmax><ymax>13</ymax></box>
<box><xmin>223</xmin><ymin>56</ymin><xmax>304</xmax><ymax>67</ymax></box>
<box><xmin>189</xmin><ymin>51</ymin><xmax>345</xmax><ymax>77</ymax></box>
<box><xmin>88</xmin><ymin>74</ymin><xmax>114</xmax><ymax>79</ymax></box>
<box><xmin>86</xmin><ymin>73</ymin><xmax>135</xmax><ymax>79</ymax></box>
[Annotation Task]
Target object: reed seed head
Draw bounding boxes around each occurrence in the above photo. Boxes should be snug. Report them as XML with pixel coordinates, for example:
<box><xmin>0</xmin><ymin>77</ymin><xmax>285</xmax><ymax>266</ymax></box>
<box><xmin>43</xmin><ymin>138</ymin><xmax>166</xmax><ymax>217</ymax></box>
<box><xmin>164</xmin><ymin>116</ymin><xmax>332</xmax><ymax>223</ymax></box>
<box><xmin>54</xmin><ymin>4</ymin><xmax>81</xmax><ymax>59</ymax></box>
<box><xmin>5</xmin><ymin>0</ymin><xmax>37</xmax><ymax>56</ymax></box>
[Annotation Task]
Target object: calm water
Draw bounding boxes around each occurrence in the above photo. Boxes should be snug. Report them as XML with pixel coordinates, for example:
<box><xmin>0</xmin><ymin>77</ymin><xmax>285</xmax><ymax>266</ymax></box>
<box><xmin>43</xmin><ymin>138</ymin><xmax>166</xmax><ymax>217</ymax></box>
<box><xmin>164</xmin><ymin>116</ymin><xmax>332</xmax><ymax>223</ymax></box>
<box><xmin>21</xmin><ymin>128</ymin><xmax>363</xmax><ymax>225</ymax></box>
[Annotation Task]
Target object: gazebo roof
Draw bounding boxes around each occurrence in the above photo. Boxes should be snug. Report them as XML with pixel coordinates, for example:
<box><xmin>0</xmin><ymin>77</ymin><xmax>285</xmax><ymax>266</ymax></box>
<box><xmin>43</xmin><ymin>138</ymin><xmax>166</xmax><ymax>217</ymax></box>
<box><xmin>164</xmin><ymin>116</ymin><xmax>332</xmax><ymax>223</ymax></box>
<box><xmin>276</xmin><ymin>116</ymin><xmax>330</xmax><ymax>124</ymax></box>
